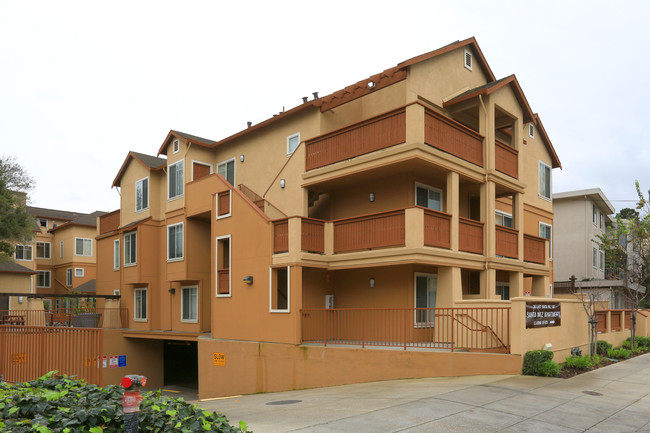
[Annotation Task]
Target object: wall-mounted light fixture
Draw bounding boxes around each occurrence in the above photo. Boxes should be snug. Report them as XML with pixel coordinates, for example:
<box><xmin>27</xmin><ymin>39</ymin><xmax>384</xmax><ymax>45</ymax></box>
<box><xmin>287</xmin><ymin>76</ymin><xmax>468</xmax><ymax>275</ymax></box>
<box><xmin>280</xmin><ymin>179</ymin><xmax>285</xmax><ymax>188</ymax></box>
<box><xmin>369</xmin><ymin>278</ymin><xmax>375</xmax><ymax>288</ymax></box>
<box><xmin>168</xmin><ymin>288</ymin><xmax>176</xmax><ymax>295</ymax></box>
<box><xmin>240</xmin><ymin>155</ymin><xmax>244</xmax><ymax>162</ymax></box>
<box><xmin>243</xmin><ymin>276</ymin><xmax>253</xmax><ymax>285</ymax></box>
<box><xmin>542</xmin><ymin>342</ymin><xmax>552</xmax><ymax>351</ymax></box>
<box><xmin>369</xmin><ymin>192</ymin><xmax>375</xmax><ymax>202</ymax></box>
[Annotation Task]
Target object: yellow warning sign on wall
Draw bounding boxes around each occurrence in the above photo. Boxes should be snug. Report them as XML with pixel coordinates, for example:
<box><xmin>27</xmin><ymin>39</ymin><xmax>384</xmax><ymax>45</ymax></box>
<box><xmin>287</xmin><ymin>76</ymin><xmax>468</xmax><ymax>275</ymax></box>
<box><xmin>213</xmin><ymin>352</ymin><xmax>225</xmax><ymax>367</ymax></box>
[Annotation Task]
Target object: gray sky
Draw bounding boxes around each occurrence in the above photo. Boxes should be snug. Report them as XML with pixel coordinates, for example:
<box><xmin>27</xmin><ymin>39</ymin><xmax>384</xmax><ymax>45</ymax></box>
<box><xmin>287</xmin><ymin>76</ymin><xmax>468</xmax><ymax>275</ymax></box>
<box><xmin>1</xmin><ymin>1</ymin><xmax>649</xmax><ymax>214</ymax></box>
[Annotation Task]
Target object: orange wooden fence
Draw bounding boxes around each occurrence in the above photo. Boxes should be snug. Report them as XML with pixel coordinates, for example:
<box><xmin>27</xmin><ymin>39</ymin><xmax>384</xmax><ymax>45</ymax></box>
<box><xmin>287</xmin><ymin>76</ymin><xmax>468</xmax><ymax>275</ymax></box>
<box><xmin>301</xmin><ymin>218</ymin><xmax>325</xmax><ymax>253</ymax></box>
<box><xmin>273</xmin><ymin>219</ymin><xmax>289</xmax><ymax>253</ymax></box>
<box><xmin>524</xmin><ymin>234</ymin><xmax>546</xmax><ymax>264</ymax></box>
<box><xmin>459</xmin><ymin>217</ymin><xmax>484</xmax><ymax>254</ymax></box>
<box><xmin>0</xmin><ymin>309</ymin><xmax>128</xmax><ymax>329</ymax></box>
<box><xmin>0</xmin><ymin>326</ymin><xmax>102</xmax><ymax>384</ymax></box>
<box><xmin>495</xmin><ymin>225</ymin><xmax>518</xmax><ymax>258</ymax></box>
<box><xmin>301</xmin><ymin>307</ymin><xmax>510</xmax><ymax>353</ymax></box>
<box><xmin>494</xmin><ymin>139</ymin><xmax>518</xmax><ymax>179</ymax></box>
<box><xmin>423</xmin><ymin>209</ymin><xmax>451</xmax><ymax>249</ymax></box>
<box><xmin>333</xmin><ymin>209</ymin><xmax>405</xmax><ymax>253</ymax></box>
<box><xmin>424</xmin><ymin>108</ymin><xmax>484</xmax><ymax>167</ymax></box>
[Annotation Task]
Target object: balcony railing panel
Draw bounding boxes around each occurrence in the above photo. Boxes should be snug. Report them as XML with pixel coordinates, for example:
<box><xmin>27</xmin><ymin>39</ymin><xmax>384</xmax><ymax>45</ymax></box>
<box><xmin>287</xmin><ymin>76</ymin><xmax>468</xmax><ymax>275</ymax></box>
<box><xmin>495</xmin><ymin>225</ymin><xmax>518</xmax><ymax>259</ymax></box>
<box><xmin>596</xmin><ymin>311</ymin><xmax>607</xmax><ymax>333</ymax></box>
<box><xmin>524</xmin><ymin>234</ymin><xmax>546</xmax><ymax>264</ymax></box>
<box><xmin>611</xmin><ymin>311</ymin><xmax>622</xmax><ymax>331</ymax></box>
<box><xmin>459</xmin><ymin>217</ymin><xmax>484</xmax><ymax>254</ymax></box>
<box><xmin>301</xmin><ymin>307</ymin><xmax>510</xmax><ymax>353</ymax></box>
<box><xmin>217</xmin><ymin>191</ymin><xmax>230</xmax><ymax>216</ymax></box>
<box><xmin>424</xmin><ymin>109</ymin><xmax>484</xmax><ymax>167</ymax></box>
<box><xmin>494</xmin><ymin>139</ymin><xmax>518</xmax><ymax>179</ymax></box>
<box><xmin>99</xmin><ymin>210</ymin><xmax>120</xmax><ymax>235</ymax></box>
<box><xmin>333</xmin><ymin>210</ymin><xmax>405</xmax><ymax>253</ymax></box>
<box><xmin>0</xmin><ymin>309</ymin><xmax>128</xmax><ymax>329</ymax></box>
<box><xmin>301</xmin><ymin>218</ymin><xmax>325</xmax><ymax>253</ymax></box>
<box><xmin>305</xmin><ymin>108</ymin><xmax>406</xmax><ymax>171</ymax></box>
<box><xmin>423</xmin><ymin>209</ymin><xmax>451</xmax><ymax>249</ymax></box>
<box><xmin>273</xmin><ymin>219</ymin><xmax>289</xmax><ymax>253</ymax></box>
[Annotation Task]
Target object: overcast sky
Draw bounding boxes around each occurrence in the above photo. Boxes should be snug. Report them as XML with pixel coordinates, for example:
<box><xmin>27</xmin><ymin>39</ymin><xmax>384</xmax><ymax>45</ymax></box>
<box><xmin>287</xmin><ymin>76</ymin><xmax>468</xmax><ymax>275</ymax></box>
<box><xmin>1</xmin><ymin>1</ymin><xmax>648</xmax><ymax>215</ymax></box>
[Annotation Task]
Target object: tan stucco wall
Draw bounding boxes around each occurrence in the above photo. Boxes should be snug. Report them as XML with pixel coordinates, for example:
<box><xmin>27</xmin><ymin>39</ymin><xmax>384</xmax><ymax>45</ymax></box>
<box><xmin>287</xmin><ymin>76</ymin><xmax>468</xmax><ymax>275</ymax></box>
<box><xmin>101</xmin><ymin>330</ymin><xmax>164</xmax><ymax>389</ymax></box>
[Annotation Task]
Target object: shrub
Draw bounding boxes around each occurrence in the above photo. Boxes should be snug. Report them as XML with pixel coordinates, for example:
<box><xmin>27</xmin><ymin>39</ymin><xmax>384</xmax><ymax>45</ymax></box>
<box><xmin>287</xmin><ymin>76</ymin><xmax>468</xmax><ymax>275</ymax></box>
<box><xmin>538</xmin><ymin>360</ymin><xmax>560</xmax><ymax>377</ymax></box>
<box><xmin>522</xmin><ymin>350</ymin><xmax>554</xmax><ymax>376</ymax></box>
<box><xmin>564</xmin><ymin>355</ymin><xmax>594</xmax><ymax>370</ymax></box>
<box><xmin>622</xmin><ymin>336</ymin><xmax>650</xmax><ymax>350</ymax></box>
<box><xmin>0</xmin><ymin>371</ymin><xmax>249</xmax><ymax>433</ymax></box>
<box><xmin>607</xmin><ymin>347</ymin><xmax>632</xmax><ymax>359</ymax></box>
<box><xmin>622</xmin><ymin>339</ymin><xmax>632</xmax><ymax>349</ymax></box>
<box><xmin>596</xmin><ymin>340</ymin><xmax>612</xmax><ymax>355</ymax></box>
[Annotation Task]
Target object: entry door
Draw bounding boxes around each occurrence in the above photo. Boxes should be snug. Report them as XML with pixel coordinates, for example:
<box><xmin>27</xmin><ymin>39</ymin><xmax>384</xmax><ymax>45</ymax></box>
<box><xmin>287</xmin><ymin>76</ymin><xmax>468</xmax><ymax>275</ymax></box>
<box><xmin>414</xmin><ymin>274</ymin><xmax>437</xmax><ymax>325</ymax></box>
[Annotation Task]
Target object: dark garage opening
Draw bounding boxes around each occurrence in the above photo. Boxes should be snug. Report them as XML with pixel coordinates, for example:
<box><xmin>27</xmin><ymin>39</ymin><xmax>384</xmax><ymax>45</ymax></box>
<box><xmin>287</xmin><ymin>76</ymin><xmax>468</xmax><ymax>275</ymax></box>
<box><xmin>163</xmin><ymin>340</ymin><xmax>198</xmax><ymax>388</ymax></box>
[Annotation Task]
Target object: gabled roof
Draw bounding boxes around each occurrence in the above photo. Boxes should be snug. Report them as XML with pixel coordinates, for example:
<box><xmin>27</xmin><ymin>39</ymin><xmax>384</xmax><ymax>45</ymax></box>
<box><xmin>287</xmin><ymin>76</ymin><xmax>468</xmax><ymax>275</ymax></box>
<box><xmin>26</xmin><ymin>206</ymin><xmax>79</xmax><ymax>221</ymax></box>
<box><xmin>49</xmin><ymin>211</ymin><xmax>106</xmax><ymax>232</ymax></box>
<box><xmin>0</xmin><ymin>261</ymin><xmax>37</xmax><ymax>274</ymax></box>
<box><xmin>112</xmin><ymin>151</ymin><xmax>167</xmax><ymax>188</ymax></box>
<box><xmin>157</xmin><ymin>130</ymin><xmax>218</xmax><ymax>156</ymax></box>
<box><xmin>75</xmin><ymin>279</ymin><xmax>96</xmax><ymax>293</ymax></box>
<box><xmin>533</xmin><ymin>114</ymin><xmax>561</xmax><ymax>169</ymax></box>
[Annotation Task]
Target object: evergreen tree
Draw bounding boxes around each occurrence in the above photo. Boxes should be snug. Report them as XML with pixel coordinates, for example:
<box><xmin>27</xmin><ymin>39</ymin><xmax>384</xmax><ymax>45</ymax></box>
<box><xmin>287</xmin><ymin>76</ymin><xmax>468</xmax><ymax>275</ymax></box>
<box><xmin>0</xmin><ymin>156</ymin><xmax>35</xmax><ymax>261</ymax></box>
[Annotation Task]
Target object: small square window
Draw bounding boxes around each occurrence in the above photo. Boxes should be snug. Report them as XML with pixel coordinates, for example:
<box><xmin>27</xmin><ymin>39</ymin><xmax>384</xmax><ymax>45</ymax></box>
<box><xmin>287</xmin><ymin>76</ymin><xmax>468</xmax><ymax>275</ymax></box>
<box><xmin>74</xmin><ymin>268</ymin><xmax>84</xmax><ymax>277</ymax></box>
<box><xmin>287</xmin><ymin>133</ymin><xmax>300</xmax><ymax>155</ymax></box>
<box><xmin>39</xmin><ymin>218</ymin><xmax>47</xmax><ymax>228</ymax></box>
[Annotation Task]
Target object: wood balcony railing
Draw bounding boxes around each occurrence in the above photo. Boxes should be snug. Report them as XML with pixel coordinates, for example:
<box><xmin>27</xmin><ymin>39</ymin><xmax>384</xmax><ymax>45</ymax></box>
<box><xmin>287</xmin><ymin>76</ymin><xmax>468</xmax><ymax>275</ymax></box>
<box><xmin>423</xmin><ymin>209</ymin><xmax>451</xmax><ymax>249</ymax></box>
<box><xmin>217</xmin><ymin>191</ymin><xmax>230</xmax><ymax>216</ymax></box>
<box><xmin>495</xmin><ymin>225</ymin><xmax>518</xmax><ymax>259</ymax></box>
<box><xmin>217</xmin><ymin>269</ymin><xmax>230</xmax><ymax>294</ymax></box>
<box><xmin>333</xmin><ymin>209</ymin><xmax>405</xmax><ymax>253</ymax></box>
<box><xmin>524</xmin><ymin>234</ymin><xmax>546</xmax><ymax>264</ymax></box>
<box><xmin>0</xmin><ymin>308</ymin><xmax>128</xmax><ymax>329</ymax></box>
<box><xmin>99</xmin><ymin>210</ymin><xmax>120</xmax><ymax>235</ymax></box>
<box><xmin>301</xmin><ymin>218</ymin><xmax>325</xmax><ymax>253</ymax></box>
<box><xmin>305</xmin><ymin>108</ymin><xmax>406</xmax><ymax>171</ymax></box>
<box><xmin>459</xmin><ymin>217</ymin><xmax>484</xmax><ymax>254</ymax></box>
<box><xmin>273</xmin><ymin>219</ymin><xmax>289</xmax><ymax>253</ymax></box>
<box><xmin>494</xmin><ymin>139</ymin><xmax>518</xmax><ymax>179</ymax></box>
<box><xmin>424</xmin><ymin>108</ymin><xmax>484</xmax><ymax>167</ymax></box>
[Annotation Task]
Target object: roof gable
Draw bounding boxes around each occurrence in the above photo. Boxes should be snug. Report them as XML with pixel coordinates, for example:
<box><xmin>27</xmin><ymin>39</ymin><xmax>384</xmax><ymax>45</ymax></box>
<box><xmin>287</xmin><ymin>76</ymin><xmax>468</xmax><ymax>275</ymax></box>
<box><xmin>112</xmin><ymin>151</ymin><xmax>167</xmax><ymax>188</ymax></box>
<box><xmin>157</xmin><ymin>130</ymin><xmax>217</xmax><ymax>156</ymax></box>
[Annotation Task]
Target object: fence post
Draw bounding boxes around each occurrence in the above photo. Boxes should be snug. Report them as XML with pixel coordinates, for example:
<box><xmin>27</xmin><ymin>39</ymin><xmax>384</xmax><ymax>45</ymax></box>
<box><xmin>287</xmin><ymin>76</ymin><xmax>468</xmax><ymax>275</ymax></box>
<box><xmin>361</xmin><ymin>309</ymin><xmax>365</xmax><ymax>349</ymax></box>
<box><xmin>404</xmin><ymin>309</ymin><xmax>407</xmax><ymax>350</ymax></box>
<box><xmin>451</xmin><ymin>308</ymin><xmax>455</xmax><ymax>352</ymax></box>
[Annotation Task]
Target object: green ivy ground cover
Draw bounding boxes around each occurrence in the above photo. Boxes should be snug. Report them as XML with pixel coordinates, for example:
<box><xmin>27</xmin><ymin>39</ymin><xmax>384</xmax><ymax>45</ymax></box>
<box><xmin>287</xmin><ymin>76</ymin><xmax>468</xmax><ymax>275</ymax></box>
<box><xmin>0</xmin><ymin>372</ymin><xmax>250</xmax><ymax>433</ymax></box>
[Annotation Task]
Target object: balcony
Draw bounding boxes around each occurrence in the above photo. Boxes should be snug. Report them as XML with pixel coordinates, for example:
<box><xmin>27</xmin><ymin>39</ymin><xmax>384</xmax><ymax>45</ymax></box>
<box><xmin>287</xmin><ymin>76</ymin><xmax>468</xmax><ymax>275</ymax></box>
<box><xmin>99</xmin><ymin>210</ymin><xmax>120</xmax><ymax>235</ymax></box>
<box><xmin>495</xmin><ymin>225</ymin><xmax>518</xmax><ymax>259</ymax></box>
<box><xmin>523</xmin><ymin>234</ymin><xmax>546</xmax><ymax>264</ymax></box>
<box><xmin>494</xmin><ymin>139</ymin><xmax>518</xmax><ymax>179</ymax></box>
<box><xmin>424</xmin><ymin>108</ymin><xmax>484</xmax><ymax>167</ymax></box>
<box><xmin>459</xmin><ymin>217</ymin><xmax>484</xmax><ymax>254</ymax></box>
<box><xmin>333</xmin><ymin>210</ymin><xmax>406</xmax><ymax>253</ymax></box>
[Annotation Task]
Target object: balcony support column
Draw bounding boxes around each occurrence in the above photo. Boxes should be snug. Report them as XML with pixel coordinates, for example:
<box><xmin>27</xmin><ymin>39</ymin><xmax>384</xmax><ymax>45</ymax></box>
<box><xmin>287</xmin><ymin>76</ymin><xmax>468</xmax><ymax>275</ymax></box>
<box><xmin>288</xmin><ymin>217</ymin><xmax>302</xmax><ymax>260</ymax></box>
<box><xmin>531</xmin><ymin>274</ymin><xmax>550</xmax><ymax>297</ymax></box>
<box><xmin>514</xmin><ymin>192</ymin><xmax>524</xmax><ymax>261</ymax></box>
<box><xmin>289</xmin><ymin>265</ymin><xmax>303</xmax><ymax>345</ymax></box>
<box><xmin>405</xmin><ymin>207</ymin><xmax>424</xmax><ymax>248</ymax></box>
<box><xmin>405</xmin><ymin>104</ymin><xmax>425</xmax><ymax>144</ymax></box>
<box><xmin>446</xmin><ymin>171</ymin><xmax>459</xmax><ymax>252</ymax></box>
<box><xmin>323</xmin><ymin>222</ymin><xmax>334</xmax><ymax>255</ymax></box>
<box><xmin>481</xmin><ymin>181</ymin><xmax>496</xmax><ymax>258</ymax></box>
<box><xmin>438</xmin><ymin>267</ymin><xmax>462</xmax><ymax>307</ymax></box>
<box><xmin>509</xmin><ymin>271</ymin><xmax>524</xmax><ymax>298</ymax></box>
<box><xmin>484</xmin><ymin>268</ymin><xmax>497</xmax><ymax>300</ymax></box>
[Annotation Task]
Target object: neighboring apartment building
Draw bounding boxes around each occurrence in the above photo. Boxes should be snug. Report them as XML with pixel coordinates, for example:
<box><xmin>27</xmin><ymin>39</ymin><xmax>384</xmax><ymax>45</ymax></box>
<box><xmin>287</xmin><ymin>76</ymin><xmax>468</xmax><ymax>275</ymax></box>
<box><xmin>96</xmin><ymin>37</ymin><xmax>561</xmax><ymax>396</ymax></box>
<box><xmin>553</xmin><ymin>188</ymin><xmax>629</xmax><ymax>307</ymax></box>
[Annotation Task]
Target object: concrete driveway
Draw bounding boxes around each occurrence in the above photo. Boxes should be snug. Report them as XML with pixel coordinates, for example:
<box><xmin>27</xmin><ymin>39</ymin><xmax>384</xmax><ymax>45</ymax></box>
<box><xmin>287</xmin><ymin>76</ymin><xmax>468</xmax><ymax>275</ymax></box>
<box><xmin>197</xmin><ymin>353</ymin><xmax>650</xmax><ymax>432</ymax></box>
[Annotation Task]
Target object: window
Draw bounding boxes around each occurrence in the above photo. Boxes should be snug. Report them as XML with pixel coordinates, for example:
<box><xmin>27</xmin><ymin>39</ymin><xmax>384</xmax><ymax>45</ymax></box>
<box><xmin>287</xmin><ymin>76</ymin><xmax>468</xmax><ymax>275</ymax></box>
<box><xmin>270</xmin><ymin>266</ymin><xmax>290</xmax><ymax>312</ymax></box>
<box><xmin>135</xmin><ymin>177</ymin><xmax>149</xmax><ymax>212</ymax></box>
<box><xmin>38</xmin><ymin>218</ymin><xmax>47</xmax><ymax>228</ymax></box>
<box><xmin>15</xmin><ymin>245</ymin><xmax>32</xmax><ymax>261</ymax></box>
<box><xmin>181</xmin><ymin>286</ymin><xmax>198</xmax><ymax>322</ymax></box>
<box><xmin>538</xmin><ymin>161</ymin><xmax>551</xmax><ymax>199</ymax></box>
<box><xmin>216</xmin><ymin>235</ymin><xmax>231</xmax><ymax>297</ymax></box>
<box><xmin>74</xmin><ymin>268</ymin><xmax>84</xmax><ymax>277</ymax></box>
<box><xmin>75</xmin><ymin>238</ymin><xmax>92</xmax><ymax>257</ymax></box>
<box><xmin>36</xmin><ymin>242</ymin><xmax>51</xmax><ymax>259</ymax></box>
<box><xmin>600</xmin><ymin>213</ymin><xmax>604</xmax><ymax>229</ymax></box>
<box><xmin>37</xmin><ymin>271</ymin><xmax>51</xmax><ymax>288</ymax></box>
<box><xmin>168</xmin><ymin>160</ymin><xmax>184</xmax><ymax>199</ymax></box>
<box><xmin>599</xmin><ymin>251</ymin><xmax>605</xmax><ymax>271</ymax></box>
<box><xmin>124</xmin><ymin>231</ymin><xmax>137</xmax><ymax>266</ymax></box>
<box><xmin>528</xmin><ymin>123</ymin><xmax>535</xmax><ymax>139</ymax></box>
<box><xmin>172</xmin><ymin>139</ymin><xmax>180</xmax><ymax>154</ymax></box>
<box><xmin>287</xmin><ymin>133</ymin><xmax>300</xmax><ymax>155</ymax></box>
<box><xmin>66</xmin><ymin>268</ymin><xmax>73</xmax><ymax>286</ymax></box>
<box><xmin>592</xmin><ymin>246</ymin><xmax>598</xmax><ymax>269</ymax></box>
<box><xmin>134</xmin><ymin>288</ymin><xmax>147</xmax><ymax>321</ymax></box>
<box><xmin>539</xmin><ymin>223</ymin><xmax>552</xmax><ymax>259</ymax></box>
<box><xmin>496</xmin><ymin>283</ymin><xmax>510</xmax><ymax>301</ymax></box>
<box><xmin>415</xmin><ymin>183</ymin><xmax>442</xmax><ymax>211</ymax></box>
<box><xmin>60</xmin><ymin>241</ymin><xmax>64</xmax><ymax>258</ymax></box>
<box><xmin>217</xmin><ymin>158</ymin><xmax>235</xmax><ymax>186</ymax></box>
<box><xmin>167</xmin><ymin>222</ymin><xmax>184</xmax><ymax>261</ymax></box>
<box><xmin>593</xmin><ymin>204</ymin><xmax>597</xmax><ymax>225</ymax></box>
<box><xmin>415</xmin><ymin>274</ymin><xmax>437</xmax><ymax>326</ymax></box>
<box><xmin>113</xmin><ymin>239</ymin><xmax>120</xmax><ymax>270</ymax></box>
<box><xmin>496</xmin><ymin>211</ymin><xmax>513</xmax><ymax>228</ymax></box>
<box><xmin>464</xmin><ymin>49</ymin><xmax>473</xmax><ymax>71</ymax></box>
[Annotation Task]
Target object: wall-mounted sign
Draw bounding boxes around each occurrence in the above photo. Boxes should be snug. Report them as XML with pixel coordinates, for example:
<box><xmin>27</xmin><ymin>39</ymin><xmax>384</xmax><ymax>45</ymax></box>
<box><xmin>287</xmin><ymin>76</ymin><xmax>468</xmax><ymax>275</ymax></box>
<box><xmin>213</xmin><ymin>352</ymin><xmax>226</xmax><ymax>367</ymax></box>
<box><xmin>526</xmin><ymin>302</ymin><xmax>561</xmax><ymax>328</ymax></box>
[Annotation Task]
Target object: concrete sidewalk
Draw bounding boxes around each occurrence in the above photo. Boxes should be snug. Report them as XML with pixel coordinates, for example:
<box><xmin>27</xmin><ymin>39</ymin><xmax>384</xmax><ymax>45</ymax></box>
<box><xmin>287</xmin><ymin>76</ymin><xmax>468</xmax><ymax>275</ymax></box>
<box><xmin>196</xmin><ymin>353</ymin><xmax>650</xmax><ymax>432</ymax></box>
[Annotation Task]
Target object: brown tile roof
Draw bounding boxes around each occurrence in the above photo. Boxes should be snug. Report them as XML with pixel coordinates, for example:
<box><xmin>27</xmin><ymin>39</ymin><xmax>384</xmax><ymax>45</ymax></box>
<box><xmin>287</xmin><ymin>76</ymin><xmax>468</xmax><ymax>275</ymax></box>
<box><xmin>157</xmin><ymin>130</ymin><xmax>218</xmax><ymax>156</ymax></box>
<box><xmin>0</xmin><ymin>261</ymin><xmax>37</xmax><ymax>274</ymax></box>
<box><xmin>49</xmin><ymin>210</ymin><xmax>107</xmax><ymax>232</ymax></box>
<box><xmin>26</xmin><ymin>206</ymin><xmax>80</xmax><ymax>221</ymax></box>
<box><xmin>74</xmin><ymin>279</ymin><xmax>96</xmax><ymax>293</ymax></box>
<box><xmin>112</xmin><ymin>151</ymin><xmax>167</xmax><ymax>188</ymax></box>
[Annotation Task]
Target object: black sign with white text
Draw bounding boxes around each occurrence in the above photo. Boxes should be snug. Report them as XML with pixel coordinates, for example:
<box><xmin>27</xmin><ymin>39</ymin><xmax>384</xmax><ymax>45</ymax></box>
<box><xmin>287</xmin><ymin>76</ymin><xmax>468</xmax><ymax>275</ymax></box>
<box><xmin>526</xmin><ymin>302</ymin><xmax>561</xmax><ymax>328</ymax></box>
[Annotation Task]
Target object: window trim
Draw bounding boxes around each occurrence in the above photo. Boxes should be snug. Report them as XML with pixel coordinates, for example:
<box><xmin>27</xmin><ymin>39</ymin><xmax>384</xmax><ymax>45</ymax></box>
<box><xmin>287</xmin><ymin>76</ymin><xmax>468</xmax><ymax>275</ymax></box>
<box><xmin>592</xmin><ymin>246</ymin><xmax>598</xmax><ymax>269</ymax></box>
<box><xmin>36</xmin><ymin>242</ymin><xmax>51</xmax><ymax>259</ymax></box>
<box><xmin>190</xmin><ymin>160</ymin><xmax>213</xmax><ymax>182</ymax></box>
<box><xmin>414</xmin><ymin>182</ymin><xmax>443</xmax><ymax>212</ymax></box>
<box><xmin>134</xmin><ymin>287</ymin><xmax>148</xmax><ymax>322</ymax></box>
<box><xmin>286</xmin><ymin>132</ymin><xmax>301</xmax><ymax>156</ymax></box>
<box><xmin>167</xmin><ymin>222</ymin><xmax>185</xmax><ymax>262</ymax></box>
<box><xmin>215</xmin><ymin>235</ymin><xmax>231</xmax><ymax>298</ymax></box>
<box><xmin>181</xmin><ymin>285</ymin><xmax>199</xmax><ymax>323</ymax></box>
<box><xmin>269</xmin><ymin>266</ymin><xmax>291</xmax><ymax>313</ymax></box>
<box><xmin>413</xmin><ymin>272</ymin><xmax>437</xmax><ymax>328</ymax></box>
<box><xmin>538</xmin><ymin>161</ymin><xmax>552</xmax><ymax>200</ymax></box>
<box><xmin>167</xmin><ymin>160</ymin><xmax>185</xmax><ymax>201</ymax></box>
<box><xmin>74</xmin><ymin>237</ymin><xmax>92</xmax><ymax>257</ymax></box>
<box><xmin>216</xmin><ymin>158</ymin><xmax>236</xmax><ymax>186</ymax></box>
<box><xmin>36</xmin><ymin>270</ymin><xmax>51</xmax><ymax>288</ymax></box>
<box><xmin>135</xmin><ymin>176</ymin><xmax>149</xmax><ymax>213</ymax></box>
<box><xmin>15</xmin><ymin>244</ymin><xmax>33</xmax><ymax>261</ymax></box>
<box><xmin>124</xmin><ymin>231</ymin><xmax>137</xmax><ymax>267</ymax></box>
<box><xmin>113</xmin><ymin>239</ymin><xmax>120</xmax><ymax>270</ymax></box>
<box><xmin>539</xmin><ymin>222</ymin><xmax>553</xmax><ymax>260</ymax></box>
<box><xmin>74</xmin><ymin>268</ymin><xmax>84</xmax><ymax>278</ymax></box>
<box><xmin>495</xmin><ymin>210</ymin><xmax>514</xmax><ymax>228</ymax></box>
<box><xmin>593</xmin><ymin>204</ymin><xmax>597</xmax><ymax>225</ymax></box>
<box><xmin>66</xmin><ymin>268</ymin><xmax>73</xmax><ymax>287</ymax></box>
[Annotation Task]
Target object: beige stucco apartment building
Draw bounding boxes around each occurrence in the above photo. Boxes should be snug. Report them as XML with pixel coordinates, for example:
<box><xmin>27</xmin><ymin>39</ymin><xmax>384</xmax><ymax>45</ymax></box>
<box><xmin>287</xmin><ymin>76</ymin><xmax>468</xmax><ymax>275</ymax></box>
<box><xmin>96</xmin><ymin>37</ymin><xmax>563</xmax><ymax>398</ymax></box>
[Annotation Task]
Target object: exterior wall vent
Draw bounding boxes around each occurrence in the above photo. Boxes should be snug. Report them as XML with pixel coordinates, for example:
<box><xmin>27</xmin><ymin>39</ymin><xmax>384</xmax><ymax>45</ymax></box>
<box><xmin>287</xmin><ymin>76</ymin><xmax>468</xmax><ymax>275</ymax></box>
<box><xmin>464</xmin><ymin>49</ymin><xmax>473</xmax><ymax>71</ymax></box>
<box><xmin>529</xmin><ymin>123</ymin><xmax>535</xmax><ymax>138</ymax></box>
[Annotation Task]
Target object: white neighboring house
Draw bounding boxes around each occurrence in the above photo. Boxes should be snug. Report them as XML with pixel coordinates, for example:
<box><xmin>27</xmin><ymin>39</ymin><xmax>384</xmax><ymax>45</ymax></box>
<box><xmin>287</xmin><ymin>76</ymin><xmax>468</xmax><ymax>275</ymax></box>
<box><xmin>553</xmin><ymin>188</ymin><xmax>634</xmax><ymax>308</ymax></box>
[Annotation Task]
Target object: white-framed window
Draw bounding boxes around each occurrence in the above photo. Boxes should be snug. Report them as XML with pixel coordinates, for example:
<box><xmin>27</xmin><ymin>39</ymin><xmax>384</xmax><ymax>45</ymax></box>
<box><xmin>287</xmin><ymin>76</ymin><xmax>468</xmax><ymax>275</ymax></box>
<box><xmin>592</xmin><ymin>246</ymin><xmax>598</xmax><ymax>269</ymax></box>
<box><xmin>191</xmin><ymin>161</ymin><xmax>213</xmax><ymax>182</ymax></box>
<box><xmin>599</xmin><ymin>250</ymin><xmax>605</xmax><ymax>271</ymax></box>
<box><xmin>464</xmin><ymin>49</ymin><xmax>473</xmax><ymax>71</ymax></box>
<box><xmin>217</xmin><ymin>158</ymin><xmax>235</xmax><ymax>186</ymax></box>
<box><xmin>415</xmin><ymin>182</ymin><xmax>443</xmax><ymax>211</ymax></box>
<box><xmin>414</xmin><ymin>273</ymin><xmax>437</xmax><ymax>326</ymax></box>
<box><xmin>181</xmin><ymin>286</ymin><xmax>198</xmax><ymax>322</ymax></box>
<box><xmin>538</xmin><ymin>161</ymin><xmax>551</xmax><ymax>200</ymax></box>
<box><xmin>495</xmin><ymin>211</ymin><xmax>513</xmax><ymax>228</ymax></box>
<box><xmin>135</xmin><ymin>177</ymin><xmax>149</xmax><ymax>212</ymax></box>
<box><xmin>539</xmin><ymin>222</ymin><xmax>552</xmax><ymax>260</ymax></box>
<box><xmin>593</xmin><ymin>204</ymin><xmax>597</xmax><ymax>225</ymax></box>
<box><xmin>216</xmin><ymin>235</ymin><xmax>231</xmax><ymax>297</ymax></box>
<box><xmin>37</xmin><ymin>271</ymin><xmax>51</xmax><ymax>288</ymax></box>
<box><xmin>287</xmin><ymin>132</ymin><xmax>300</xmax><ymax>155</ymax></box>
<box><xmin>74</xmin><ymin>268</ymin><xmax>84</xmax><ymax>278</ymax></box>
<box><xmin>60</xmin><ymin>241</ymin><xmax>64</xmax><ymax>258</ymax></box>
<box><xmin>167</xmin><ymin>222</ymin><xmax>184</xmax><ymax>261</ymax></box>
<box><xmin>113</xmin><ymin>239</ymin><xmax>120</xmax><ymax>270</ymax></box>
<box><xmin>75</xmin><ymin>238</ymin><xmax>92</xmax><ymax>257</ymax></box>
<box><xmin>36</xmin><ymin>242</ymin><xmax>51</xmax><ymax>259</ymax></box>
<box><xmin>124</xmin><ymin>231</ymin><xmax>137</xmax><ymax>266</ymax></box>
<box><xmin>600</xmin><ymin>213</ymin><xmax>604</xmax><ymax>229</ymax></box>
<box><xmin>168</xmin><ymin>160</ymin><xmax>184</xmax><ymax>200</ymax></box>
<box><xmin>528</xmin><ymin>123</ymin><xmax>535</xmax><ymax>139</ymax></box>
<box><xmin>66</xmin><ymin>268</ymin><xmax>73</xmax><ymax>287</ymax></box>
<box><xmin>38</xmin><ymin>218</ymin><xmax>47</xmax><ymax>228</ymax></box>
<box><xmin>172</xmin><ymin>139</ymin><xmax>180</xmax><ymax>154</ymax></box>
<box><xmin>269</xmin><ymin>266</ymin><xmax>290</xmax><ymax>312</ymax></box>
<box><xmin>15</xmin><ymin>245</ymin><xmax>32</xmax><ymax>261</ymax></box>
<box><xmin>134</xmin><ymin>287</ymin><xmax>147</xmax><ymax>321</ymax></box>
<box><xmin>496</xmin><ymin>282</ymin><xmax>510</xmax><ymax>300</ymax></box>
